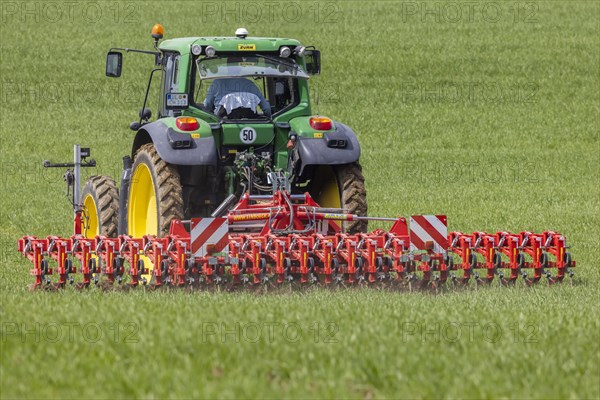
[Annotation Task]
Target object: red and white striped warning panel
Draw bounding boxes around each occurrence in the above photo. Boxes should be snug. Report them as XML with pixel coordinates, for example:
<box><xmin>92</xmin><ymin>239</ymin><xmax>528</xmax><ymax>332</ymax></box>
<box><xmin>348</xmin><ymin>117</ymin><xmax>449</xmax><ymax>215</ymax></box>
<box><xmin>191</xmin><ymin>218</ymin><xmax>229</xmax><ymax>257</ymax></box>
<box><xmin>409</xmin><ymin>215</ymin><xmax>448</xmax><ymax>253</ymax></box>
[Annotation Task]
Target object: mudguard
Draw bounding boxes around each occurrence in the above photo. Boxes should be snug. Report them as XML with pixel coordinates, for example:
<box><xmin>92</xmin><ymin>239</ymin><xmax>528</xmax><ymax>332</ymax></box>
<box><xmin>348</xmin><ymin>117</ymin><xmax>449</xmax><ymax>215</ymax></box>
<box><xmin>295</xmin><ymin>121</ymin><xmax>361</xmax><ymax>173</ymax></box>
<box><xmin>132</xmin><ymin>120</ymin><xmax>217</xmax><ymax>166</ymax></box>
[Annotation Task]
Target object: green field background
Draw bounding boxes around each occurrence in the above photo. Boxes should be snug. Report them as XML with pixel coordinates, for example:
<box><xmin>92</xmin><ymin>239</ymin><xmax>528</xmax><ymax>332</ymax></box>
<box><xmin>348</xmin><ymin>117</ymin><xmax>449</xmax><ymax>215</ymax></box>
<box><xmin>1</xmin><ymin>1</ymin><xmax>599</xmax><ymax>398</ymax></box>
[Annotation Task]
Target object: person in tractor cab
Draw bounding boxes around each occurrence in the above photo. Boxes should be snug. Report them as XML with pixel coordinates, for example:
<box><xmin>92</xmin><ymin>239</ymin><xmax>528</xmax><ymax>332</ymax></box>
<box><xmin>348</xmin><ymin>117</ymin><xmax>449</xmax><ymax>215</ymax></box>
<box><xmin>203</xmin><ymin>77</ymin><xmax>272</xmax><ymax>118</ymax></box>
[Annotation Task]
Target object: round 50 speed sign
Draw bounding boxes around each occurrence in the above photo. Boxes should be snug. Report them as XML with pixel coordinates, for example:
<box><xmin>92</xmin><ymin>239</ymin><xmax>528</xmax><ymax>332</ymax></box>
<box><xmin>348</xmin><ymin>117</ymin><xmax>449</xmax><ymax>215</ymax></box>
<box><xmin>240</xmin><ymin>127</ymin><xmax>257</xmax><ymax>144</ymax></box>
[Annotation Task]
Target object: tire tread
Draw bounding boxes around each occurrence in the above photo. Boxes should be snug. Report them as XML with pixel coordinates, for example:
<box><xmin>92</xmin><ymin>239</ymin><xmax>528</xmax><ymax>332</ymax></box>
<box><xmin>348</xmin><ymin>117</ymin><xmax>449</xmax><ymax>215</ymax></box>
<box><xmin>81</xmin><ymin>175</ymin><xmax>119</xmax><ymax>237</ymax></box>
<box><xmin>134</xmin><ymin>143</ymin><xmax>184</xmax><ymax>236</ymax></box>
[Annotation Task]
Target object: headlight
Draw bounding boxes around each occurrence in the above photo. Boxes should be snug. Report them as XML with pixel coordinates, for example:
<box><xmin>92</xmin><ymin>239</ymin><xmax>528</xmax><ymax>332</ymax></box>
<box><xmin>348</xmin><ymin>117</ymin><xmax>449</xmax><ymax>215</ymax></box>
<box><xmin>205</xmin><ymin>46</ymin><xmax>216</xmax><ymax>57</ymax></box>
<box><xmin>191</xmin><ymin>44</ymin><xmax>202</xmax><ymax>56</ymax></box>
<box><xmin>279</xmin><ymin>46</ymin><xmax>291</xmax><ymax>58</ymax></box>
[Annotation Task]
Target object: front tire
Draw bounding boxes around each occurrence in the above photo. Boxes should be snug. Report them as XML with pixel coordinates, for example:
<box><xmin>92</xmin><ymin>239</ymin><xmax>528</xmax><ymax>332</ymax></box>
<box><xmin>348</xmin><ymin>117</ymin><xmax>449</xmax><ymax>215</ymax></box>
<box><xmin>128</xmin><ymin>143</ymin><xmax>184</xmax><ymax>237</ymax></box>
<box><xmin>81</xmin><ymin>176</ymin><xmax>119</xmax><ymax>238</ymax></box>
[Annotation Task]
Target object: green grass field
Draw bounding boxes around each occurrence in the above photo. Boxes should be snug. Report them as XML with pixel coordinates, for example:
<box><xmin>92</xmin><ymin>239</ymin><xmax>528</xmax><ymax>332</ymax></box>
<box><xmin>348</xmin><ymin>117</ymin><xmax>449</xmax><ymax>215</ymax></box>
<box><xmin>1</xmin><ymin>1</ymin><xmax>599</xmax><ymax>398</ymax></box>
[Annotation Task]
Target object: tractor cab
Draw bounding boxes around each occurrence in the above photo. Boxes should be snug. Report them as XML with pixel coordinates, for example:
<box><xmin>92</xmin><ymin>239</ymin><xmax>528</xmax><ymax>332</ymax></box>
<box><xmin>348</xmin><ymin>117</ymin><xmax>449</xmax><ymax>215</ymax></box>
<box><xmin>185</xmin><ymin>42</ymin><xmax>315</xmax><ymax>164</ymax></box>
<box><xmin>101</xmin><ymin>25</ymin><xmax>367</xmax><ymax>240</ymax></box>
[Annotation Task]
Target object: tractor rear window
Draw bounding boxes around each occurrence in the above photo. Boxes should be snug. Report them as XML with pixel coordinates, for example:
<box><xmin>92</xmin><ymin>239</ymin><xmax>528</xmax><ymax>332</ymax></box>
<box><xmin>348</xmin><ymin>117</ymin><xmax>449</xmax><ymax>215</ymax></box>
<box><xmin>193</xmin><ymin>56</ymin><xmax>302</xmax><ymax>118</ymax></box>
<box><xmin>197</xmin><ymin>56</ymin><xmax>309</xmax><ymax>80</ymax></box>
<box><xmin>194</xmin><ymin>76</ymin><xmax>298</xmax><ymax>117</ymax></box>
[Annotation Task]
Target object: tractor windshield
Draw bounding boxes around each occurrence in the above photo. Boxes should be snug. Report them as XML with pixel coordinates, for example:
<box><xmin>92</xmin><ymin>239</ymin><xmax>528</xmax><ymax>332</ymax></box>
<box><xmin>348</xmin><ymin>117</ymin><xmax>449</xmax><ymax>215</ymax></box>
<box><xmin>197</xmin><ymin>55</ymin><xmax>309</xmax><ymax>80</ymax></box>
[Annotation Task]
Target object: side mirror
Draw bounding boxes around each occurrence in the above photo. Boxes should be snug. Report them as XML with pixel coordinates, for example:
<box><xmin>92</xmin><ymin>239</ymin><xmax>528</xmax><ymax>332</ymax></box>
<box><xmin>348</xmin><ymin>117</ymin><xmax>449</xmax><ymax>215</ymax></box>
<box><xmin>305</xmin><ymin>50</ymin><xmax>321</xmax><ymax>75</ymax></box>
<box><xmin>106</xmin><ymin>51</ymin><xmax>123</xmax><ymax>77</ymax></box>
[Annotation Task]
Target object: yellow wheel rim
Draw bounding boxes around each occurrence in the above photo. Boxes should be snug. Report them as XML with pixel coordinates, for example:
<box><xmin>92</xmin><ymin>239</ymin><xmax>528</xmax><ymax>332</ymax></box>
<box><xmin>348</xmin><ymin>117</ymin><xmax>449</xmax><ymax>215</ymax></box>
<box><xmin>82</xmin><ymin>194</ymin><xmax>99</xmax><ymax>238</ymax></box>
<box><xmin>128</xmin><ymin>164</ymin><xmax>158</xmax><ymax>237</ymax></box>
<box><xmin>82</xmin><ymin>193</ymin><xmax>102</xmax><ymax>268</ymax></box>
<box><xmin>315</xmin><ymin>167</ymin><xmax>342</xmax><ymax>228</ymax></box>
<box><xmin>128</xmin><ymin>163</ymin><xmax>158</xmax><ymax>280</ymax></box>
<box><xmin>316</xmin><ymin>166</ymin><xmax>342</xmax><ymax>209</ymax></box>
<box><xmin>318</xmin><ymin>182</ymin><xmax>341</xmax><ymax>209</ymax></box>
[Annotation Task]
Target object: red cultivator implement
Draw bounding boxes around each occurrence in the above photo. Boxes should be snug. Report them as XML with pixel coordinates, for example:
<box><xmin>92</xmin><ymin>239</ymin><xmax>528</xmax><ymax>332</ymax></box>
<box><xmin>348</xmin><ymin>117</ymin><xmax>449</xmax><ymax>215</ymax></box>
<box><xmin>17</xmin><ymin>171</ymin><xmax>575</xmax><ymax>291</ymax></box>
<box><xmin>448</xmin><ymin>231</ymin><xmax>574</xmax><ymax>287</ymax></box>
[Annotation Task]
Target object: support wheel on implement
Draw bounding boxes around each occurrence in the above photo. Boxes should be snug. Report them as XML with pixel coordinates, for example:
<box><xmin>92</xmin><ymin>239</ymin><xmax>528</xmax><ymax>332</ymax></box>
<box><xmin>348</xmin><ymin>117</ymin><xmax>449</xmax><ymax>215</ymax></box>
<box><xmin>469</xmin><ymin>253</ymin><xmax>478</xmax><ymax>270</ymax></box>
<box><xmin>354</xmin><ymin>257</ymin><xmax>364</xmax><ymax>282</ymax></box>
<box><xmin>539</xmin><ymin>252</ymin><xmax>549</xmax><ymax>269</ymax></box>
<box><xmin>494</xmin><ymin>253</ymin><xmax>502</xmax><ymax>269</ymax></box>
<box><xmin>517</xmin><ymin>253</ymin><xmax>526</xmax><ymax>269</ymax></box>
<box><xmin>564</xmin><ymin>252</ymin><xmax>572</xmax><ymax>268</ymax></box>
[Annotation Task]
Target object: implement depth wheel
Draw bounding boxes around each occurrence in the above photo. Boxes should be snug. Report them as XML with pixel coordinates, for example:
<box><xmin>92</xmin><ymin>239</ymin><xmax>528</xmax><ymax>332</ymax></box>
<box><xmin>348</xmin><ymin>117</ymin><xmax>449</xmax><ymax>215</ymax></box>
<box><xmin>81</xmin><ymin>176</ymin><xmax>119</xmax><ymax>238</ymax></box>
<box><xmin>310</xmin><ymin>163</ymin><xmax>368</xmax><ymax>233</ymax></box>
<box><xmin>128</xmin><ymin>143</ymin><xmax>184</xmax><ymax>238</ymax></box>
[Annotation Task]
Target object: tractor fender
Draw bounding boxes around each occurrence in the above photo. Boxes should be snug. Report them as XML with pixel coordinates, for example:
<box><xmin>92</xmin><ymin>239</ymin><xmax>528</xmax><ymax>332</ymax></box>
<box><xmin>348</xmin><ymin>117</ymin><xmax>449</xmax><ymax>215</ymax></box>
<box><xmin>295</xmin><ymin>121</ymin><xmax>361</xmax><ymax>174</ymax></box>
<box><xmin>132</xmin><ymin>120</ymin><xmax>217</xmax><ymax>166</ymax></box>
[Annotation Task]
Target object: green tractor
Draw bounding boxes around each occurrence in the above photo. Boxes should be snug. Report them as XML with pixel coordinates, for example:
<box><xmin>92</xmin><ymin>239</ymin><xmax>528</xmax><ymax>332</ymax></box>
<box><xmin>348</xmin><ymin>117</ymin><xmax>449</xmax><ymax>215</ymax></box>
<box><xmin>82</xmin><ymin>25</ymin><xmax>367</xmax><ymax>241</ymax></box>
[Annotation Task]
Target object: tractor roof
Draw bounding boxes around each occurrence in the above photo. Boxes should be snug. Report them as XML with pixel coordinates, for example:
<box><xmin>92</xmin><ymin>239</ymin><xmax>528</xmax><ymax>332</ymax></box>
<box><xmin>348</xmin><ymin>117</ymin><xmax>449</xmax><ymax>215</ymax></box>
<box><xmin>159</xmin><ymin>36</ymin><xmax>302</xmax><ymax>55</ymax></box>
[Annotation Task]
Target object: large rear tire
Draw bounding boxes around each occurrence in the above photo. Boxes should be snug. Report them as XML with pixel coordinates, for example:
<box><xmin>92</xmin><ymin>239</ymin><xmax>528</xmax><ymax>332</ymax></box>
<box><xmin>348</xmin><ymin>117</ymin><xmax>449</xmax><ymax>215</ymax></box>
<box><xmin>310</xmin><ymin>163</ymin><xmax>368</xmax><ymax>233</ymax></box>
<box><xmin>128</xmin><ymin>143</ymin><xmax>184</xmax><ymax>237</ymax></box>
<box><xmin>81</xmin><ymin>176</ymin><xmax>119</xmax><ymax>238</ymax></box>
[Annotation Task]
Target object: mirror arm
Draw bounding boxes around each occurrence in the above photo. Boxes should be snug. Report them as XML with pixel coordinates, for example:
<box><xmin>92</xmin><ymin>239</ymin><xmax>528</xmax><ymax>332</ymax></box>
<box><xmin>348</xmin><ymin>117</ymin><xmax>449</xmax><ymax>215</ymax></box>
<box><xmin>139</xmin><ymin>67</ymin><xmax>162</xmax><ymax>125</ymax></box>
<box><xmin>110</xmin><ymin>47</ymin><xmax>162</xmax><ymax>65</ymax></box>
<box><xmin>110</xmin><ymin>47</ymin><xmax>161</xmax><ymax>57</ymax></box>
